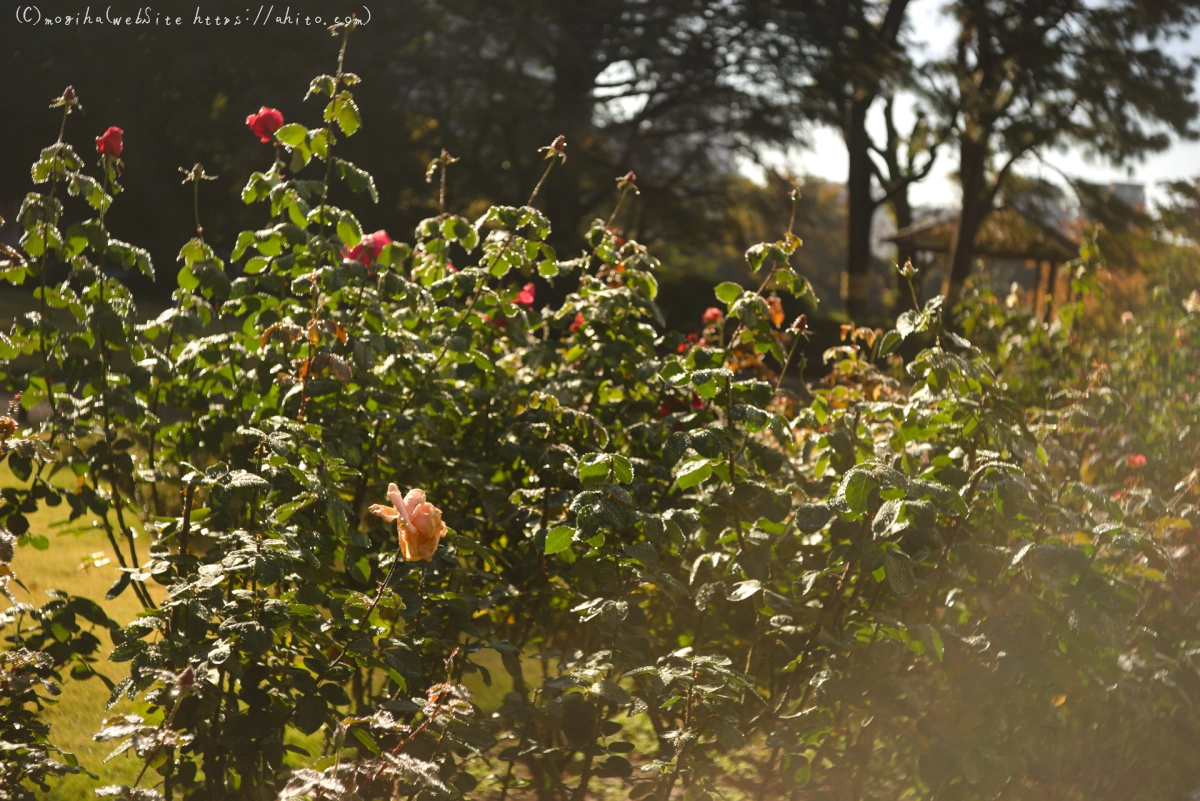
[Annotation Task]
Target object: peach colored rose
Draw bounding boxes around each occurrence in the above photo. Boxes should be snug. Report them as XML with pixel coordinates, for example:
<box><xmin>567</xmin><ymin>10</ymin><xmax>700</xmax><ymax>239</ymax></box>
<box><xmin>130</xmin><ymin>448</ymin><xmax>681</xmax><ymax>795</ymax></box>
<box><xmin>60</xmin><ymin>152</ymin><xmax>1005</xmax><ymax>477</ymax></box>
<box><xmin>369</xmin><ymin>483</ymin><xmax>447</xmax><ymax>561</ymax></box>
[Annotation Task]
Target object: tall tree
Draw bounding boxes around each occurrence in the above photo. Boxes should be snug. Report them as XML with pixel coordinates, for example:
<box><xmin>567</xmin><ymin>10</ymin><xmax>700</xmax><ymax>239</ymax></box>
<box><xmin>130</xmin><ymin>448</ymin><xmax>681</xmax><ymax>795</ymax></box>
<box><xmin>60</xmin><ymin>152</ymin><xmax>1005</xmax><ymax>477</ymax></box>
<box><xmin>871</xmin><ymin>95</ymin><xmax>943</xmax><ymax>311</ymax></box>
<box><xmin>365</xmin><ymin>0</ymin><xmax>810</xmax><ymax>250</ymax></box>
<box><xmin>790</xmin><ymin>0</ymin><xmax>914</xmax><ymax>317</ymax></box>
<box><xmin>928</xmin><ymin>0</ymin><xmax>1200</xmax><ymax>304</ymax></box>
<box><xmin>0</xmin><ymin>0</ymin><xmax>811</xmax><ymax>281</ymax></box>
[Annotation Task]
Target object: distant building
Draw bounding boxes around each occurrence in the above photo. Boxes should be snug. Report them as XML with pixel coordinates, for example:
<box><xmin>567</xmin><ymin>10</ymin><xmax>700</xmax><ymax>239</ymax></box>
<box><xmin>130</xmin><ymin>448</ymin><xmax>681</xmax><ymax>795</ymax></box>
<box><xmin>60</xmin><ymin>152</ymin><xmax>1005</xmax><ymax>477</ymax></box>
<box><xmin>888</xmin><ymin>204</ymin><xmax>1079</xmax><ymax>311</ymax></box>
<box><xmin>1108</xmin><ymin>182</ymin><xmax>1146</xmax><ymax>213</ymax></box>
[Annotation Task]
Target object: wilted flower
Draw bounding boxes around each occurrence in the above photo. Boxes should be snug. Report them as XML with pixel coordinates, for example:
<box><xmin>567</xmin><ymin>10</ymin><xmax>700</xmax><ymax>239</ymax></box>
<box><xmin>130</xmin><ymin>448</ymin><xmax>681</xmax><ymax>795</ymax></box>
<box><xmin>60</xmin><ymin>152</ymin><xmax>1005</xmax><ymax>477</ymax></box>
<box><xmin>95</xmin><ymin>126</ymin><xmax>124</xmax><ymax>157</ymax></box>
<box><xmin>768</xmin><ymin>295</ymin><xmax>785</xmax><ymax>327</ymax></box>
<box><xmin>539</xmin><ymin>135</ymin><xmax>567</xmax><ymax>161</ymax></box>
<box><xmin>246</xmin><ymin>107</ymin><xmax>285</xmax><ymax>143</ymax></box>
<box><xmin>369</xmin><ymin>484</ymin><xmax>447</xmax><ymax>562</ymax></box>
<box><xmin>702</xmin><ymin>307</ymin><xmax>723</xmax><ymax>324</ymax></box>
<box><xmin>1120</xmin><ymin>311</ymin><xmax>1135</xmax><ymax>326</ymax></box>
<box><xmin>790</xmin><ymin>314</ymin><xmax>808</xmax><ymax>333</ymax></box>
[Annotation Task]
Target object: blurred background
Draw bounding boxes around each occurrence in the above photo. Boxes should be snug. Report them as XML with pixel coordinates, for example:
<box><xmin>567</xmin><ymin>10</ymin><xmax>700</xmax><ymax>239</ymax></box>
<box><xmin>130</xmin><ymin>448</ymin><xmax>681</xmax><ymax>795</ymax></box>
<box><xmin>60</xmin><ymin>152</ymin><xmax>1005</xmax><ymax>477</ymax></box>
<box><xmin>4</xmin><ymin>0</ymin><xmax>1200</xmax><ymax>332</ymax></box>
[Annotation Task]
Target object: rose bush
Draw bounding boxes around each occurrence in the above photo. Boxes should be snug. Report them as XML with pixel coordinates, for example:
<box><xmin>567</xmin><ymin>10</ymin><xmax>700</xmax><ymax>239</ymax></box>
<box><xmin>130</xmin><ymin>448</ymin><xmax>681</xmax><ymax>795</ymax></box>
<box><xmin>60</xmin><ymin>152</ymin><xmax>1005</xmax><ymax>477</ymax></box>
<box><xmin>1</xmin><ymin>19</ymin><xmax>1199</xmax><ymax>801</ymax></box>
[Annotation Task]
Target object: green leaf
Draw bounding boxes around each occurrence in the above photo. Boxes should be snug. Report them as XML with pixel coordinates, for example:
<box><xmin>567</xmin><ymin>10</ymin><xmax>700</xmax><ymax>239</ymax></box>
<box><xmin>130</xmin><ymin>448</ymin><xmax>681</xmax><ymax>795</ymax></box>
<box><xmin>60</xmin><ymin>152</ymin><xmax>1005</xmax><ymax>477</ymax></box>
<box><xmin>840</xmin><ymin>469</ymin><xmax>879</xmax><ymax>516</ymax></box>
<box><xmin>715</xmin><ymin>281</ymin><xmax>744</xmax><ymax>305</ymax></box>
<box><xmin>337</xmin><ymin>216</ymin><xmax>363</xmax><ymax>248</ymax></box>
<box><xmin>727</xmin><ymin>580</ymin><xmax>762</xmax><ymax>602</ymax></box>
<box><xmin>612</xmin><ymin>454</ymin><xmax>634</xmax><ymax>484</ymax></box>
<box><xmin>590</xmin><ymin>679</ymin><xmax>632</xmax><ymax>705</ymax></box>
<box><xmin>676</xmin><ymin>458</ymin><xmax>713</xmax><ymax>490</ymax></box>
<box><xmin>293</xmin><ymin>695</ymin><xmax>328</xmax><ymax>735</ymax></box>
<box><xmin>578</xmin><ymin>453</ymin><xmax>613</xmax><ymax>483</ymax></box>
<box><xmin>877</xmin><ymin>330</ymin><xmax>903</xmax><ymax>356</ymax></box>
<box><xmin>336</xmin><ymin>93</ymin><xmax>362</xmax><ymax>136</ymax></box>
<box><xmin>545</xmin><ymin>526</ymin><xmax>575</xmax><ymax>555</ymax></box>
<box><xmin>337</xmin><ymin>160</ymin><xmax>378</xmax><ymax>203</ymax></box>
<box><xmin>884</xmin><ymin>551</ymin><xmax>916</xmax><ymax>598</ymax></box>
<box><xmin>276</xmin><ymin>123</ymin><xmax>308</xmax><ymax>147</ymax></box>
<box><xmin>917</xmin><ymin>623</ymin><xmax>944</xmax><ymax>662</ymax></box>
<box><xmin>351</xmin><ymin>728</ymin><xmax>380</xmax><ymax>754</ymax></box>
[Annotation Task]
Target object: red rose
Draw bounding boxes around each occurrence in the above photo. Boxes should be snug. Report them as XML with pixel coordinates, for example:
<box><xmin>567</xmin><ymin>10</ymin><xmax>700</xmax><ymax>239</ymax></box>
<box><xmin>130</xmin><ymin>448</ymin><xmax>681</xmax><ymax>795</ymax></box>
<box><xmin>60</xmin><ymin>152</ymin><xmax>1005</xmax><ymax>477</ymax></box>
<box><xmin>482</xmin><ymin>313</ymin><xmax>507</xmax><ymax>330</ymax></box>
<box><xmin>1127</xmin><ymin>454</ymin><xmax>1147</xmax><ymax>469</ymax></box>
<box><xmin>690</xmin><ymin>394</ymin><xmax>706</xmax><ymax>410</ymax></box>
<box><xmin>246</xmin><ymin>107</ymin><xmax>285</xmax><ymax>143</ymax></box>
<box><xmin>658</xmin><ymin>400</ymin><xmax>675</xmax><ymax>418</ymax></box>
<box><xmin>345</xmin><ymin>230</ymin><xmax>391</xmax><ymax>266</ymax></box>
<box><xmin>676</xmin><ymin>332</ymin><xmax>700</xmax><ymax>354</ymax></box>
<box><xmin>702</xmin><ymin>307</ymin><xmax>723</xmax><ymax>324</ymax></box>
<box><xmin>517</xmin><ymin>283</ymin><xmax>536</xmax><ymax>307</ymax></box>
<box><xmin>569</xmin><ymin>312</ymin><xmax>585</xmax><ymax>332</ymax></box>
<box><xmin>95</xmin><ymin>126</ymin><xmax>123</xmax><ymax>157</ymax></box>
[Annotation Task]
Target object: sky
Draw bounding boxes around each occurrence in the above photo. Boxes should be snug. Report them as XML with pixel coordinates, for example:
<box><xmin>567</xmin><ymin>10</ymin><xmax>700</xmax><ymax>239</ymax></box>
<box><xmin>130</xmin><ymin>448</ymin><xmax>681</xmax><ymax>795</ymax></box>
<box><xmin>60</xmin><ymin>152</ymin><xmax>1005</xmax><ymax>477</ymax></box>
<box><xmin>769</xmin><ymin>0</ymin><xmax>1200</xmax><ymax>212</ymax></box>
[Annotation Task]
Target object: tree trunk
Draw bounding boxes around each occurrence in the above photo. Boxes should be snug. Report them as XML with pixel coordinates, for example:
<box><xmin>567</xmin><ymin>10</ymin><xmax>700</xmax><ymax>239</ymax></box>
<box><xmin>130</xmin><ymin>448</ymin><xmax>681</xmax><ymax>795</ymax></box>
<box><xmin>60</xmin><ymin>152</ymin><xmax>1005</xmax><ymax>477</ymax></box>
<box><xmin>942</xmin><ymin>137</ymin><xmax>989</xmax><ymax>305</ymax></box>
<box><xmin>843</xmin><ymin>96</ymin><xmax>875</xmax><ymax>318</ymax></box>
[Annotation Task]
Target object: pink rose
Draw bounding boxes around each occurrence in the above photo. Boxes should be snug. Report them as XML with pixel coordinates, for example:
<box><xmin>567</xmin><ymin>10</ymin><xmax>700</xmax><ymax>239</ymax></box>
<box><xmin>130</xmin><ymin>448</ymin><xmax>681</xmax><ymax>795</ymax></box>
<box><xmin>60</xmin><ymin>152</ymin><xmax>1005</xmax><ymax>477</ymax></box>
<box><xmin>702</xmin><ymin>307</ymin><xmax>723</xmax><ymax>324</ymax></box>
<box><xmin>369</xmin><ymin>483</ymin><xmax>447</xmax><ymax>562</ymax></box>
<box><xmin>1127</xmin><ymin>454</ymin><xmax>1147</xmax><ymax>469</ymax></box>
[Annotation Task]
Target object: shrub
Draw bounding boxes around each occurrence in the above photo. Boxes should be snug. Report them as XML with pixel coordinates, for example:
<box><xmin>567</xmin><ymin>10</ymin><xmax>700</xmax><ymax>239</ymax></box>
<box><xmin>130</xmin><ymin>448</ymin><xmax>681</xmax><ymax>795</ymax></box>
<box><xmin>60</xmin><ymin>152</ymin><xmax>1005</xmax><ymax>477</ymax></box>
<box><xmin>1</xmin><ymin>20</ymin><xmax>1199</xmax><ymax>801</ymax></box>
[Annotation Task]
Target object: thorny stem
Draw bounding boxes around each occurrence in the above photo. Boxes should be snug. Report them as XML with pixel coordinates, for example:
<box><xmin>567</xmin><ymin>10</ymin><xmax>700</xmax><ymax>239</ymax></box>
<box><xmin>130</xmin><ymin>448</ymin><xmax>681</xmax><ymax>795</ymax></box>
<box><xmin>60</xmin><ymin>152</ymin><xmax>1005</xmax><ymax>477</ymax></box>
<box><xmin>316</xmin><ymin>21</ymin><xmax>354</xmax><ymax>237</ymax></box>
<box><xmin>439</xmin><ymin>155</ymin><xmax>450</xmax><ymax>213</ymax></box>
<box><xmin>658</xmin><ymin>663</ymin><xmax>699</xmax><ymax>799</ymax></box>
<box><xmin>527</xmin><ymin>157</ymin><xmax>559</xmax><ymax>206</ymax></box>
<box><xmin>36</xmin><ymin>105</ymin><xmax>73</xmax><ymax>427</ymax></box>
<box><xmin>92</xmin><ymin>202</ymin><xmax>154</xmax><ymax>609</ymax></box>
<box><xmin>605</xmin><ymin>184</ymin><xmax>632</xmax><ymax>229</ymax></box>
<box><xmin>498</xmin><ymin>689</ymin><xmax>541</xmax><ymax>801</ymax></box>
<box><xmin>327</xmin><ymin>547</ymin><xmax>404</xmax><ymax>671</ymax></box>
<box><xmin>133</xmin><ymin>691</ymin><xmax>186</xmax><ymax>790</ymax></box>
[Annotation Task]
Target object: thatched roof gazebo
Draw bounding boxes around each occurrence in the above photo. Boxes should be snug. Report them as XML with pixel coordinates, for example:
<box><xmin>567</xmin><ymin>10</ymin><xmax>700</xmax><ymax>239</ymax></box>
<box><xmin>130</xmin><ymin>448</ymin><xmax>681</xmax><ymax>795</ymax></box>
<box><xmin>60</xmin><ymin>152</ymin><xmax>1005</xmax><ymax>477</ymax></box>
<box><xmin>890</xmin><ymin>205</ymin><xmax>1079</xmax><ymax>315</ymax></box>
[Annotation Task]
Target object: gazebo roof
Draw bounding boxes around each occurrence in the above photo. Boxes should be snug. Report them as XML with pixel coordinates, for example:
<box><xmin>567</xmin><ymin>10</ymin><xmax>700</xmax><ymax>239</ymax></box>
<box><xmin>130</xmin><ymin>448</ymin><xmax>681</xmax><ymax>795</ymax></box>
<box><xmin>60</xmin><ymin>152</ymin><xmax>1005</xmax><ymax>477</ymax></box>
<box><xmin>890</xmin><ymin>205</ymin><xmax>1078</xmax><ymax>262</ymax></box>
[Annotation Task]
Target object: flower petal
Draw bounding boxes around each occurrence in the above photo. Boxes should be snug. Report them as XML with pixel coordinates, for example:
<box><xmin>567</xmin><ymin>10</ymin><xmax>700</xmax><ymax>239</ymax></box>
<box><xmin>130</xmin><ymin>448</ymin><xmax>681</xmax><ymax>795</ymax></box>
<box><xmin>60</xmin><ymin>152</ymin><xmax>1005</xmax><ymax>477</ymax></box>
<box><xmin>368</xmin><ymin>504</ymin><xmax>399</xmax><ymax>523</ymax></box>
<box><xmin>403</xmin><ymin>488</ymin><xmax>427</xmax><ymax>516</ymax></box>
